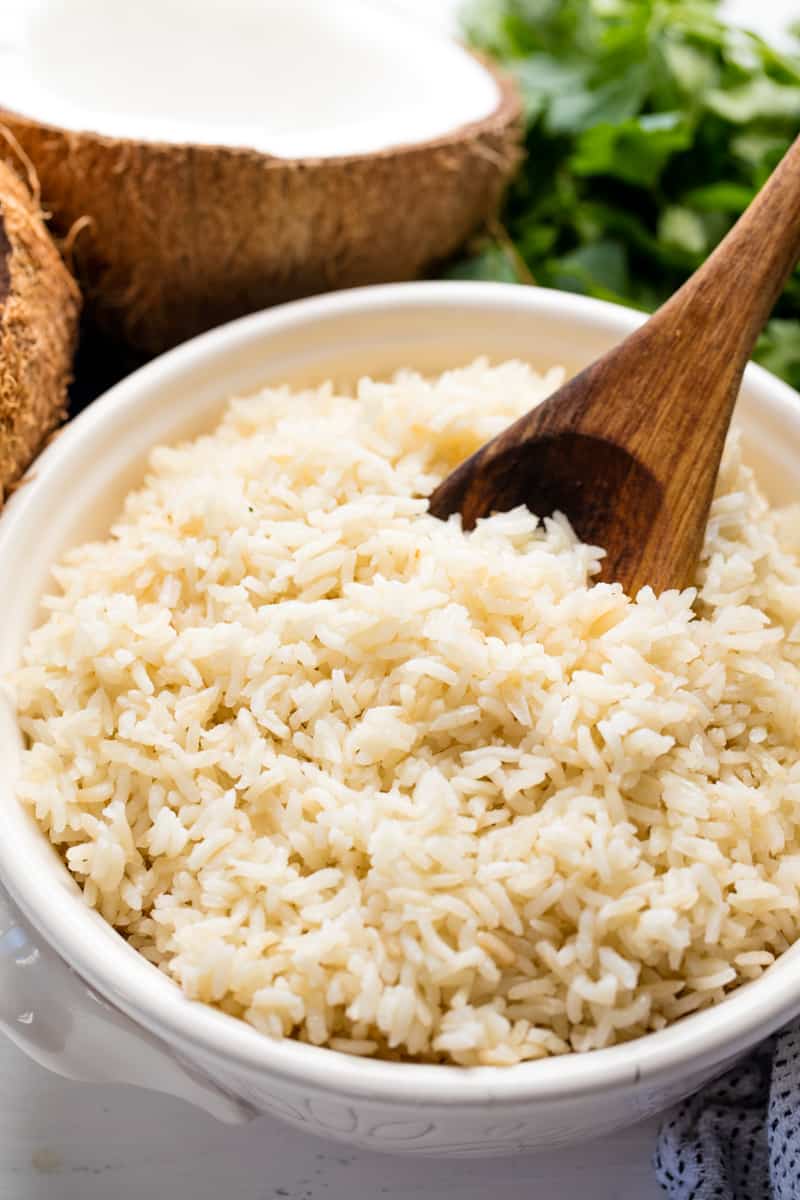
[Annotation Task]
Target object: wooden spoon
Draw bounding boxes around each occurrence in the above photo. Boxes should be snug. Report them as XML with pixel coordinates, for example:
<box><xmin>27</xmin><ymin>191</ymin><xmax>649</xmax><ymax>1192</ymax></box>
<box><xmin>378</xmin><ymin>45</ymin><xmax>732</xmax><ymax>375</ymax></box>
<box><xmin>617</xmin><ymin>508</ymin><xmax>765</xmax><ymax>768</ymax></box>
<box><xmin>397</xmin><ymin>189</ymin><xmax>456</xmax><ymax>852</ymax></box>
<box><xmin>429</xmin><ymin>136</ymin><xmax>800</xmax><ymax>596</ymax></box>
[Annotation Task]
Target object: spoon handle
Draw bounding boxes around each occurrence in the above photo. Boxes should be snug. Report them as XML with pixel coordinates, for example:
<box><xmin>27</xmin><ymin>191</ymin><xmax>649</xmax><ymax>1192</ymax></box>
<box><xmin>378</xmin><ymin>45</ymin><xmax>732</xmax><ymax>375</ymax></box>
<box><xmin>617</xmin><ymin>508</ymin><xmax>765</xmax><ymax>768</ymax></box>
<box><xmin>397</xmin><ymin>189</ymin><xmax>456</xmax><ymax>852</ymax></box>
<box><xmin>565</xmin><ymin>133</ymin><xmax>800</xmax><ymax>490</ymax></box>
<box><xmin>657</xmin><ymin>132</ymin><xmax>800</xmax><ymax>373</ymax></box>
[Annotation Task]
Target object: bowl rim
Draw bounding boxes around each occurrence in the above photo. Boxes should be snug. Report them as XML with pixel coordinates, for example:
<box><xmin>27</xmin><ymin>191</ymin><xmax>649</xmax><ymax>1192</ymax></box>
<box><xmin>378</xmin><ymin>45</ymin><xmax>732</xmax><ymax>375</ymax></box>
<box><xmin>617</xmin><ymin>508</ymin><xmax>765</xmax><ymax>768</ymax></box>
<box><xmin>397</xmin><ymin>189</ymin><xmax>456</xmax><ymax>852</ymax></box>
<box><xmin>3</xmin><ymin>279</ymin><xmax>800</xmax><ymax>1105</ymax></box>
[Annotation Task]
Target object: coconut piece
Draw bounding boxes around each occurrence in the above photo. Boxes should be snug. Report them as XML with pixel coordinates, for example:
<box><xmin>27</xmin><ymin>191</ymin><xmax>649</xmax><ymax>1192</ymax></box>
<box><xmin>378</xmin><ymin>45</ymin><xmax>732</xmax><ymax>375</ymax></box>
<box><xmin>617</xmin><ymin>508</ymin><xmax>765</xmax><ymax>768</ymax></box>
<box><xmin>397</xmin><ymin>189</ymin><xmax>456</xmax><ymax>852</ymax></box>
<box><xmin>0</xmin><ymin>0</ymin><xmax>521</xmax><ymax>355</ymax></box>
<box><xmin>0</xmin><ymin>159</ymin><xmax>80</xmax><ymax>505</ymax></box>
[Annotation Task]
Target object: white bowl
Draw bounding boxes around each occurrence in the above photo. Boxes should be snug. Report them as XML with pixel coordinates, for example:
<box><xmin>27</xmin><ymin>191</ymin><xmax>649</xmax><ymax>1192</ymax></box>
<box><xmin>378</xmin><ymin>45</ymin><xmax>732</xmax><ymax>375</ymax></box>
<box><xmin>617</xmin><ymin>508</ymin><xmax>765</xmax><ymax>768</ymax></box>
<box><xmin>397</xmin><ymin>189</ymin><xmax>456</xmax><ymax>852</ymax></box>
<box><xmin>1</xmin><ymin>281</ymin><xmax>799</xmax><ymax>1156</ymax></box>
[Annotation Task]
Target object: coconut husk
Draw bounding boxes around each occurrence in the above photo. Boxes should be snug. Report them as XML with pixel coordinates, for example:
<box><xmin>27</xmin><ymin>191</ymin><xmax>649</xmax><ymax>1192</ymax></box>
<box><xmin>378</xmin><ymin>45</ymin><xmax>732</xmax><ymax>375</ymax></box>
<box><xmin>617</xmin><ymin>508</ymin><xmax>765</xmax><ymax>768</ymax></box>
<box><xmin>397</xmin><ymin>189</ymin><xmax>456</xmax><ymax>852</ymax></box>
<box><xmin>0</xmin><ymin>157</ymin><xmax>81</xmax><ymax>505</ymax></box>
<box><xmin>1</xmin><ymin>64</ymin><xmax>520</xmax><ymax>356</ymax></box>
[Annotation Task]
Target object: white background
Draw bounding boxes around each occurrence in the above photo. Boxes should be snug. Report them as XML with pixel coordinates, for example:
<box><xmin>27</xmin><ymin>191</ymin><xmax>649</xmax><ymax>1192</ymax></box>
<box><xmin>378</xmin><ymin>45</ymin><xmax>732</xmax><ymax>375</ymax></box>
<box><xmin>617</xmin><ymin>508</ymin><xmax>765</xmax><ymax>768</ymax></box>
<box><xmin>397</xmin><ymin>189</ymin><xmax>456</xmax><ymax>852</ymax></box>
<box><xmin>1</xmin><ymin>1037</ymin><xmax>661</xmax><ymax>1199</ymax></box>
<box><xmin>2</xmin><ymin>1</ymin><xmax>797</xmax><ymax>1196</ymax></box>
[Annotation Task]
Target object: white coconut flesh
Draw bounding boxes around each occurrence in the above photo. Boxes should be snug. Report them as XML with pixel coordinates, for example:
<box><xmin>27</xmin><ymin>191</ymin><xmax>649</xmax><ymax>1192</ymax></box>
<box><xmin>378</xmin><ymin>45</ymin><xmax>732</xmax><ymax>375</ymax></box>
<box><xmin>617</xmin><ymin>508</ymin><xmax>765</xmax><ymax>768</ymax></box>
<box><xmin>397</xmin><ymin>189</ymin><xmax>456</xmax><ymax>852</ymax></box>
<box><xmin>0</xmin><ymin>0</ymin><xmax>502</xmax><ymax>157</ymax></box>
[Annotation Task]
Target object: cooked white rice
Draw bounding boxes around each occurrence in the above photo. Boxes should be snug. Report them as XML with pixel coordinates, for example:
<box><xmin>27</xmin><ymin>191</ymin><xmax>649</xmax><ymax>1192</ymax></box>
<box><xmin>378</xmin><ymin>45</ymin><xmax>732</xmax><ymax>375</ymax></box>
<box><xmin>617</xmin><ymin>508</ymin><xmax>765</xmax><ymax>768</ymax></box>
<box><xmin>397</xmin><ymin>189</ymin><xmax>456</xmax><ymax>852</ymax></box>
<box><xmin>14</xmin><ymin>359</ymin><xmax>800</xmax><ymax>1066</ymax></box>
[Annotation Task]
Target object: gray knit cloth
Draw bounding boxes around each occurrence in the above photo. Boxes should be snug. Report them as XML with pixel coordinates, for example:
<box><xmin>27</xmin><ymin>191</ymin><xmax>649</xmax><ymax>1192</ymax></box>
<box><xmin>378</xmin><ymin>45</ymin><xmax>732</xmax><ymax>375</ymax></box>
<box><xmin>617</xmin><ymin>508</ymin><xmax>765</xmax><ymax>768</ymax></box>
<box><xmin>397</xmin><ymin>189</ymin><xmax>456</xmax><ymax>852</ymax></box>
<box><xmin>655</xmin><ymin>1021</ymin><xmax>800</xmax><ymax>1199</ymax></box>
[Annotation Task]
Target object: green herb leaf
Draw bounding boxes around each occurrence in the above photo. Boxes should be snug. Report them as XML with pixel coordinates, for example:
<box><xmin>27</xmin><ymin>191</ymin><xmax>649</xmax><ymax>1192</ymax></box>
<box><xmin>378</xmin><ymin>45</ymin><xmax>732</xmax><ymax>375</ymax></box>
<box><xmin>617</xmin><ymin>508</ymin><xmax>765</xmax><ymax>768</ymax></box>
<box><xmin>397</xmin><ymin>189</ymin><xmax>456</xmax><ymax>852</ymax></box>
<box><xmin>679</xmin><ymin>181</ymin><xmax>755</xmax><ymax>211</ymax></box>
<box><xmin>657</xmin><ymin>205</ymin><xmax>708</xmax><ymax>255</ymax></box>
<box><xmin>511</xmin><ymin>55</ymin><xmax>590</xmax><ymax>123</ymax></box>
<box><xmin>706</xmin><ymin>76</ymin><xmax>800</xmax><ymax>122</ymax></box>
<box><xmin>547</xmin><ymin>69</ymin><xmax>648</xmax><ymax>134</ymax></box>
<box><xmin>756</xmin><ymin>320</ymin><xmax>800</xmax><ymax>389</ymax></box>
<box><xmin>449</xmin><ymin>0</ymin><xmax>800</xmax><ymax>389</ymax></box>
<box><xmin>550</xmin><ymin>239</ymin><xmax>630</xmax><ymax>298</ymax></box>
<box><xmin>571</xmin><ymin>112</ymin><xmax>693</xmax><ymax>185</ymax></box>
<box><xmin>446</xmin><ymin>242</ymin><xmax>526</xmax><ymax>284</ymax></box>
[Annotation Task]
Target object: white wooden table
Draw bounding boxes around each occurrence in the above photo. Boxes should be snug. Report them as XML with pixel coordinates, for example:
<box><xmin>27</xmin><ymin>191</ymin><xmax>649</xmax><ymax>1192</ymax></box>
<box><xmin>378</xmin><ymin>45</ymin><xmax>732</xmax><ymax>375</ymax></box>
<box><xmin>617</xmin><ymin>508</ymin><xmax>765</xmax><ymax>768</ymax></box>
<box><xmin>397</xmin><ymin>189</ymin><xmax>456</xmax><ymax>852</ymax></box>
<box><xmin>0</xmin><ymin>1035</ymin><xmax>663</xmax><ymax>1200</ymax></box>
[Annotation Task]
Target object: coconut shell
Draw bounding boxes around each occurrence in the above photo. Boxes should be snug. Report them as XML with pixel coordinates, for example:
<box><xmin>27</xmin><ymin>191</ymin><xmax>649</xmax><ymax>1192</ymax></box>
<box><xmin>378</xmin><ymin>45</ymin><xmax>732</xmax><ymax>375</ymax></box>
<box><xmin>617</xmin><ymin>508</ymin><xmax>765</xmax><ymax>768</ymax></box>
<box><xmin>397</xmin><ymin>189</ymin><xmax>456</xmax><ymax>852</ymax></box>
<box><xmin>0</xmin><ymin>65</ymin><xmax>521</xmax><ymax>356</ymax></box>
<box><xmin>0</xmin><ymin>160</ymin><xmax>81</xmax><ymax>505</ymax></box>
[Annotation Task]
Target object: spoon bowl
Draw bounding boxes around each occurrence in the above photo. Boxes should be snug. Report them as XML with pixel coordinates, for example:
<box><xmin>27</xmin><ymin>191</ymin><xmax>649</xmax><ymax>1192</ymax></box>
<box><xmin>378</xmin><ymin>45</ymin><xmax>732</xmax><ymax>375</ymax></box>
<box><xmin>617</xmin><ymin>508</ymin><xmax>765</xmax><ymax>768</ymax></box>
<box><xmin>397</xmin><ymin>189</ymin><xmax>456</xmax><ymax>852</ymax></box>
<box><xmin>430</xmin><ymin>136</ymin><xmax>800</xmax><ymax>594</ymax></box>
<box><xmin>429</xmin><ymin>430</ymin><xmax>663</xmax><ymax>583</ymax></box>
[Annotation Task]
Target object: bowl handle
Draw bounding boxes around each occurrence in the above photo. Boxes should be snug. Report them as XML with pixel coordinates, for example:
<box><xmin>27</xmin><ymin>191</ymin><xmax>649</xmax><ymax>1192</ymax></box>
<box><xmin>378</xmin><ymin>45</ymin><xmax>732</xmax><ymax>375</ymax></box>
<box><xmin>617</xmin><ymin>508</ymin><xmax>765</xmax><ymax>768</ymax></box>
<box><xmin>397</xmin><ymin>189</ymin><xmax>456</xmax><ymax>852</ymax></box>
<box><xmin>0</xmin><ymin>885</ymin><xmax>254</xmax><ymax>1124</ymax></box>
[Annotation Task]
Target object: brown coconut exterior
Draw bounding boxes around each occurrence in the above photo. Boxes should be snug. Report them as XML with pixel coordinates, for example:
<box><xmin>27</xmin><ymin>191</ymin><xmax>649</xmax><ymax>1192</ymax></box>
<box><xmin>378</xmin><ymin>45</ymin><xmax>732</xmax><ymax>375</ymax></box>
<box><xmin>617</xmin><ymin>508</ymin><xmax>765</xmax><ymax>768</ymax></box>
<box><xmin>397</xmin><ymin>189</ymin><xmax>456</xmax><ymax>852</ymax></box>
<box><xmin>0</xmin><ymin>64</ymin><xmax>521</xmax><ymax>356</ymax></box>
<box><xmin>0</xmin><ymin>160</ymin><xmax>80</xmax><ymax>505</ymax></box>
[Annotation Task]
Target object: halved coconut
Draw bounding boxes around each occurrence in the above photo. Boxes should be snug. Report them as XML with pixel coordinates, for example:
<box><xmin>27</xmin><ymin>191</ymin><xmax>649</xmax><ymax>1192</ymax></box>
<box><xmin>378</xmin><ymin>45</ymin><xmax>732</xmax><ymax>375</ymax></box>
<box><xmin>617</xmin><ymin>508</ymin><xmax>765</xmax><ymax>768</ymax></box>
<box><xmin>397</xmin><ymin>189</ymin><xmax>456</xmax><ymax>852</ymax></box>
<box><xmin>0</xmin><ymin>158</ymin><xmax>80</xmax><ymax>504</ymax></box>
<box><xmin>0</xmin><ymin>0</ymin><xmax>521</xmax><ymax>355</ymax></box>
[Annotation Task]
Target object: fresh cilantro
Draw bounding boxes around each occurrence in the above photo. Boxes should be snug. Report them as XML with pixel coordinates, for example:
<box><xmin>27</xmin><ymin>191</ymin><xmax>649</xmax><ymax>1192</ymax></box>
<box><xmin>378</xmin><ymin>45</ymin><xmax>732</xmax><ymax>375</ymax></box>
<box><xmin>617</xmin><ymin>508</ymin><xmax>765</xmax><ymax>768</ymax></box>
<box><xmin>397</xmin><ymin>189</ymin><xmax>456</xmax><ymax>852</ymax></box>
<box><xmin>449</xmin><ymin>0</ymin><xmax>800</xmax><ymax>388</ymax></box>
